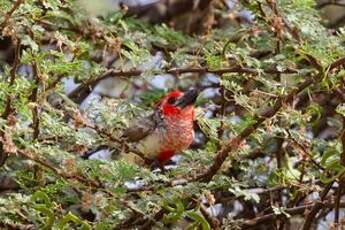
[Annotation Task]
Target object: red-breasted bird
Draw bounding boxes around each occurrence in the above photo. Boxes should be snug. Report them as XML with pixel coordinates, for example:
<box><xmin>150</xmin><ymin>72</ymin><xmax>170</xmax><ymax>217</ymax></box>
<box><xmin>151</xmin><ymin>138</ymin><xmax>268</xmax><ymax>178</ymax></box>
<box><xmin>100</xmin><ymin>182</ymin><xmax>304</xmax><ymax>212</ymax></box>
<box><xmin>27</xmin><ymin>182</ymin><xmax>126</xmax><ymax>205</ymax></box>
<box><xmin>123</xmin><ymin>88</ymin><xmax>198</xmax><ymax>167</ymax></box>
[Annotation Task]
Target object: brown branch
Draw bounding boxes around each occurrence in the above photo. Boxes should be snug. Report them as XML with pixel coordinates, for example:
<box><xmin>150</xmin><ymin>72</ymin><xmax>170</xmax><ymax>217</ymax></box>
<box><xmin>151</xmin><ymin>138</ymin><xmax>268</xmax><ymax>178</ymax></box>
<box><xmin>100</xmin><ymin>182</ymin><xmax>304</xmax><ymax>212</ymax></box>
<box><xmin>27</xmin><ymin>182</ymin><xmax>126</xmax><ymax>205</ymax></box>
<box><xmin>301</xmin><ymin>182</ymin><xmax>333</xmax><ymax>230</ymax></box>
<box><xmin>195</xmin><ymin>75</ymin><xmax>318</xmax><ymax>182</ymax></box>
<box><xmin>334</xmin><ymin>183</ymin><xmax>342</xmax><ymax>228</ymax></box>
<box><xmin>125</xmin><ymin>0</ymin><xmax>213</xmax><ymax>23</ymax></box>
<box><xmin>0</xmin><ymin>37</ymin><xmax>21</xmax><ymax>167</ymax></box>
<box><xmin>335</xmin><ymin>116</ymin><xmax>345</xmax><ymax>227</ymax></box>
<box><xmin>329</xmin><ymin>56</ymin><xmax>345</xmax><ymax>71</ymax></box>
<box><xmin>194</xmin><ymin>56</ymin><xmax>345</xmax><ymax>183</ymax></box>
<box><xmin>1</xmin><ymin>37</ymin><xmax>21</xmax><ymax>119</ymax></box>
<box><xmin>287</xmin><ymin>132</ymin><xmax>325</xmax><ymax>171</ymax></box>
<box><xmin>316</xmin><ymin>1</ymin><xmax>345</xmax><ymax>9</ymax></box>
<box><xmin>30</xmin><ymin>61</ymin><xmax>40</xmax><ymax>140</ymax></box>
<box><xmin>217</xmin><ymin>86</ymin><xmax>226</xmax><ymax>139</ymax></box>
<box><xmin>68</xmin><ymin>66</ymin><xmax>299</xmax><ymax>103</ymax></box>
<box><xmin>0</xmin><ymin>0</ymin><xmax>24</xmax><ymax>29</ymax></box>
<box><xmin>15</xmin><ymin>148</ymin><xmax>100</xmax><ymax>187</ymax></box>
<box><xmin>138</xmin><ymin>208</ymin><xmax>166</xmax><ymax>230</ymax></box>
<box><xmin>242</xmin><ymin>199</ymin><xmax>345</xmax><ymax>228</ymax></box>
<box><xmin>263</xmin><ymin>0</ymin><xmax>301</xmax><ymax>43</ymax></box>
<box><xmin>199</xmin><ymin>202</ymin><xmax>221</xmax><ymax>230</ymax></box>
<box><xmin>82</xmin><ymin>122</ymin><xmax>153</xmax><ymax>165</ymax></box>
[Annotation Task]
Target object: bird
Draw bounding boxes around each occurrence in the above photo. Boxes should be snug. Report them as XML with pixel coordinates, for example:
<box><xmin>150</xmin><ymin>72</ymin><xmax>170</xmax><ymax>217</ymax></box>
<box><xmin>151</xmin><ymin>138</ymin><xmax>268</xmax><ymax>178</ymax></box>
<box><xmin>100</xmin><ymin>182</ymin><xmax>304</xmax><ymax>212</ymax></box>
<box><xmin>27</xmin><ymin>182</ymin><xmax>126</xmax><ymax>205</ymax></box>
<box><xmin>122</xmin><ymin>88</ymin><xmax>198</xmax><ymax>168</ymax></box>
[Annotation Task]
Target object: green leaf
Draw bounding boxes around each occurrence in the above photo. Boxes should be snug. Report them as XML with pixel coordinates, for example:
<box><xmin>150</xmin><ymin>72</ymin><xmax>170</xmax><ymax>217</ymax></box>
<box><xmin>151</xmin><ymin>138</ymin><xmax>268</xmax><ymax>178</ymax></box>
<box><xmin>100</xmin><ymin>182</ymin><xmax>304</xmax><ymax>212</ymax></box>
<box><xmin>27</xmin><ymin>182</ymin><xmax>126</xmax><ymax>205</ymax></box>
<box><xmin>186</xmin><ymin>210</ymin><xmax>211</xmax><ymax>230</ymax></box>
<box><xmin>57</xmin><ymin>212</ymin><xmax>91</xmax><ymax>230</ymax></box>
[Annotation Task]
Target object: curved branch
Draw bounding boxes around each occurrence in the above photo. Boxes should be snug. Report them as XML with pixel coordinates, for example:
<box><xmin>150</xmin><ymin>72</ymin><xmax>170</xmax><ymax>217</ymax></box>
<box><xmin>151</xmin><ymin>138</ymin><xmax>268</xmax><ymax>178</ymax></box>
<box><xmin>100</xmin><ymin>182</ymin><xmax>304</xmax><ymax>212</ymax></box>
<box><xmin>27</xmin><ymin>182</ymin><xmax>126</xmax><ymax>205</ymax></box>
<box><xmin>68</xmin><ymin>66</ymin><xmax>299</xmax><ymax>103</ymax></box>
<box><xmin>194</xmin><ymin>56</ymin><xmax>345</xmax><ymax>183</ymax></box>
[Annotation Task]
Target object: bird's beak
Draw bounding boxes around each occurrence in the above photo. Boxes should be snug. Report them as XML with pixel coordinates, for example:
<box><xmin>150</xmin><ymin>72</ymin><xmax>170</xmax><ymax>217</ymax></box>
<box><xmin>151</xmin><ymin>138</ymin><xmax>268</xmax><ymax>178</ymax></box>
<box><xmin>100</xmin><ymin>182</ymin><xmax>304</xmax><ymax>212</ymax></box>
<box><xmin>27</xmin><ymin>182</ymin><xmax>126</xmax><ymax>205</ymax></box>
<box><xmin>175</xmin><ymin>88</ymin><xmax>198</xmax><ymax>108</ymax></box>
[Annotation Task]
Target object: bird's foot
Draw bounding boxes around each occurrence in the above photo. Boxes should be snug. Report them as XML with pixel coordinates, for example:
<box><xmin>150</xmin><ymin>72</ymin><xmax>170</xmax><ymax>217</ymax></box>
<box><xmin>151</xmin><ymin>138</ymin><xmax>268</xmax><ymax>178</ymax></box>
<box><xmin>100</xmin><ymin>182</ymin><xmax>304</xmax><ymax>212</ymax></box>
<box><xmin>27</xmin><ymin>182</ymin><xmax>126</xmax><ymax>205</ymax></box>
<box><xmin>151</xmin><ymin>160</ymin><xmax>165</xmax><ymax>172</ymax></box>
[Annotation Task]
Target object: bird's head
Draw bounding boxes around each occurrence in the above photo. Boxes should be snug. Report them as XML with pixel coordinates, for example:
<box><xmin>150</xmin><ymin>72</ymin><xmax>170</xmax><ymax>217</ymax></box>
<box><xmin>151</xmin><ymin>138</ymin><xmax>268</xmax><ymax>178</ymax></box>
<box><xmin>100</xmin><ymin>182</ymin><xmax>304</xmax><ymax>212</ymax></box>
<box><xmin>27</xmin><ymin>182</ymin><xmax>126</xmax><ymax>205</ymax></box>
<box><xmin>158</xmin><ymin>88</ymin><xmax>198</xmax><ymax>118</ymax></box>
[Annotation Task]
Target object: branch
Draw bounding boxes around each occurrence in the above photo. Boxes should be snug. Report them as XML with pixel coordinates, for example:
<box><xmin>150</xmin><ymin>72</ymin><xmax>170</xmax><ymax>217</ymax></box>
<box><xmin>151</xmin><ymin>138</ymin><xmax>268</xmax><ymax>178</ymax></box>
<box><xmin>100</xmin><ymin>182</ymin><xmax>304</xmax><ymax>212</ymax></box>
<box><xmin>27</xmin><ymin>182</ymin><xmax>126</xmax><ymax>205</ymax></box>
<box><xmin>0</xmin><ymin>37</ymin><xmax>21</xmax><ymax>167</ymax></box>
<box><xmin>301</xmin><ymin>182</ymin><xmax>333</xmax><ymax>230</ymax></box>
<box><xmin>0</xmin><ymin>0</ymin><xmax>24</xmax><ymax>29</ymax></box>
<box><xmin>199</xmin><ymin>202</ymin><xmax>221</xmax><ymax>230</ymax></box>
<box><xmin>194</xmin><ymin>76</ymin><xmax>317</xmax><ymax>182</ymax></box>
<box><xmin>315</xmin><ymin>0</ymin><xmax>345</xmax><ymax>9</ymax></box>
<box><xmin>82</xmin><ymin>122</ymin><xmax>153</xmax><ymax>165</ymax></box>
<box><xmin>68</xmin><ymin>65</ymin><xmax>299</xmax><ymax>103</ymax></box>
<box><xmin>242</xmin><ymin>199</ymin><xmax>345</xmax><ymax>228</ymax></box>
<box><xmin>29</xmin><ymin>61</ymin><xmax>40</xmax><ymax>140</ymax></box>
<box><xmin>287</xmin><ymin>132</ymin><xmax>325</xmax><ymax>171</ymax></box>
<box><xmin>15</xmin><ymin>148</ymin><xmax>100</xmax><ymax>188</ymax></box>
<box><xmin>194</xmin><ymin>56</ymin><xmax>345</xmax><ymax>183</ymax></box>
<box><xmin>1</xmin><ymin>37</ymin><xmax>21</xmax><ymax>119</ymax></box>
<box><xmin>335</xmin><ymin>116</ymin><xmax>345</xmax><ymax>227</ymax></box>
<box><xmin>329</xmin><ymin>56</ymin><xmax>345</xmax><ymax>71</ymax></box>
<box><xmin>125</xmin><ymin>0</ymin><xmax>213</xmax><ymax>22</ymax></box>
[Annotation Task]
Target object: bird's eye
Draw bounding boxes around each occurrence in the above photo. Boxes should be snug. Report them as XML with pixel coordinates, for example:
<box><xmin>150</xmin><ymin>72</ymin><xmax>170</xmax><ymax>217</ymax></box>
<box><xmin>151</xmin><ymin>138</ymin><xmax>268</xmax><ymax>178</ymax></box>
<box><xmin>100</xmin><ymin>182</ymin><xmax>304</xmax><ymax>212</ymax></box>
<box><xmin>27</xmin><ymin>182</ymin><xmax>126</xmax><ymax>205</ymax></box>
<box><xmin>167</xmin><ymin>97</ymin><xmax>177</xmax><ymax>104</ymax></box>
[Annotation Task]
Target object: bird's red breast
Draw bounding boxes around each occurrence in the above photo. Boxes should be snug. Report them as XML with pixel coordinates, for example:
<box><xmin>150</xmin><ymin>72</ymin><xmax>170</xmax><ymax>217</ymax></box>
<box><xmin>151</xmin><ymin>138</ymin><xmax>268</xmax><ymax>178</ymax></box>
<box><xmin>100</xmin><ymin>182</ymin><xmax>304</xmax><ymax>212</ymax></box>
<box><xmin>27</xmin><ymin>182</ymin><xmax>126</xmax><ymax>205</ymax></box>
<box><xmin>128</xmin><ymin>89</ymin><xmax>198</xmax><ymax>165</ymax></box>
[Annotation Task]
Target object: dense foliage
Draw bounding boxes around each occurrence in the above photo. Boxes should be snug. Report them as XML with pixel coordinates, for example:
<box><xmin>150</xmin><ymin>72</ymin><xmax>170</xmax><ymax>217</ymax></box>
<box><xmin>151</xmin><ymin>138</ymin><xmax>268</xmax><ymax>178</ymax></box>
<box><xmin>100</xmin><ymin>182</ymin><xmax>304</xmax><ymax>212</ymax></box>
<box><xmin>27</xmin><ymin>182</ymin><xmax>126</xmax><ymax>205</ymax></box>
<box><xmin>0</xmin><ymin>0</ymin><xmax>344</xmax><ymax>229</ymax></box>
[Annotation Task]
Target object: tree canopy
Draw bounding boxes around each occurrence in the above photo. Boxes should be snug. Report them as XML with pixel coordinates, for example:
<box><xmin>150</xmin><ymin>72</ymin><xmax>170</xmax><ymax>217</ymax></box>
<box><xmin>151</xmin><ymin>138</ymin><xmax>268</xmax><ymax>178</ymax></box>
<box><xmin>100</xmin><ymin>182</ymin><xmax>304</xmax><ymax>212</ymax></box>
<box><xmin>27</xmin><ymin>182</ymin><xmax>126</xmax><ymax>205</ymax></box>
<box><xmin>0</xmin><ymin>0</ymin><xmax>344</xmax><ymax>229</ymax></box>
